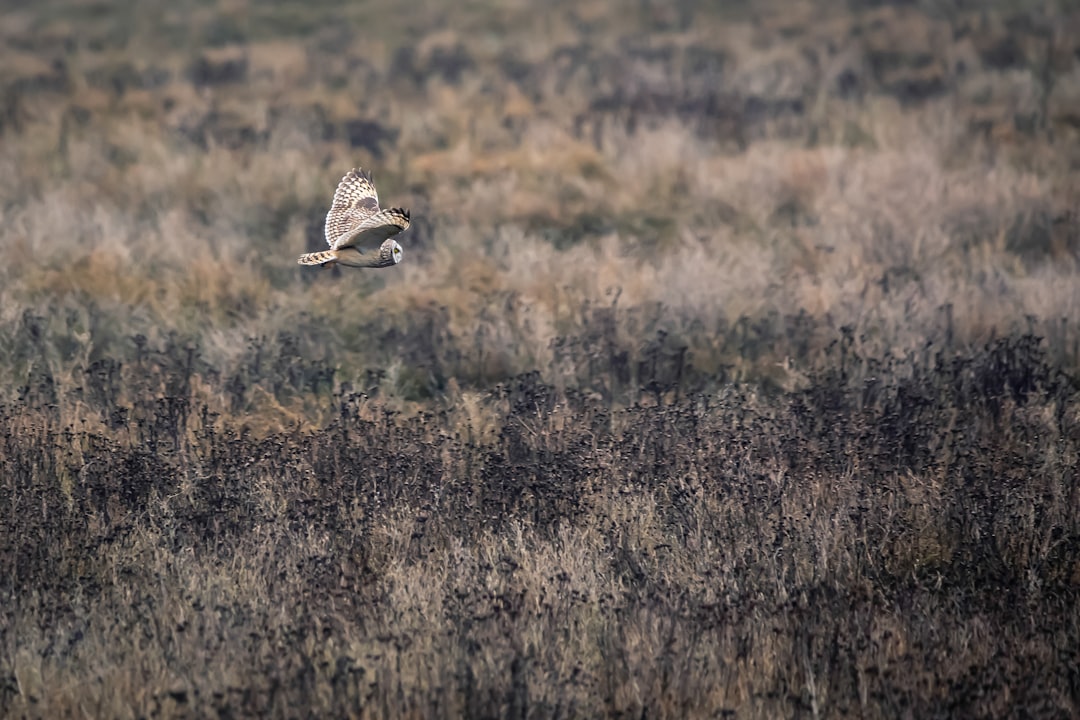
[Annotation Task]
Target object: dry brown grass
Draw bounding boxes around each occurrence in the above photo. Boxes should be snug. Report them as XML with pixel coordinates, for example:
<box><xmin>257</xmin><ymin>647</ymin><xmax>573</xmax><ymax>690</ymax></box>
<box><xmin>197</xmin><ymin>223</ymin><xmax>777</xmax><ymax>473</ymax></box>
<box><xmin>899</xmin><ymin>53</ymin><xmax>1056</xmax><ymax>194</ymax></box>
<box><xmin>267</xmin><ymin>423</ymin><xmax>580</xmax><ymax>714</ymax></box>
<box><xmin>2</xmin><ymin>0</ymin><xmax>1079</xmax><ymax>717</ymax></box>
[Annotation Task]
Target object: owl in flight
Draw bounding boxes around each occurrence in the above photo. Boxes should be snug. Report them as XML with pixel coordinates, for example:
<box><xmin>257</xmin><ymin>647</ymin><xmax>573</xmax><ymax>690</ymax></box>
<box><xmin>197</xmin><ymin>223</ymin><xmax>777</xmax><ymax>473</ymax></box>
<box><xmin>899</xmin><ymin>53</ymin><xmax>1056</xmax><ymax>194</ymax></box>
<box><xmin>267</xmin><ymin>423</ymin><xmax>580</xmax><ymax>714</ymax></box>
<box><xmin>298</xmin><ymin>168</ymin><xmax>410</xmax><ymax>269</ymax></box>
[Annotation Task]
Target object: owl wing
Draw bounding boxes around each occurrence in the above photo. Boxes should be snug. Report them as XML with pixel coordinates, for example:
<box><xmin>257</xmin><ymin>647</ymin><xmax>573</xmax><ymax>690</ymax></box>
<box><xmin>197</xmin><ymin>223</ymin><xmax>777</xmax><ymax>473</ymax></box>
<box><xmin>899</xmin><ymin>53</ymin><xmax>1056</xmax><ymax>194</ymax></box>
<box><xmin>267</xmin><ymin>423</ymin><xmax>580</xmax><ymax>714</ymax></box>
<box><xmin>325</xmin><ymin>168</ymin><xmax>380</xmax><ymax>249</ymax></box>
<box><xmin>336</xmin><ymin>207</ymin><xmax>411</xmax><ymax>251</ymax></box>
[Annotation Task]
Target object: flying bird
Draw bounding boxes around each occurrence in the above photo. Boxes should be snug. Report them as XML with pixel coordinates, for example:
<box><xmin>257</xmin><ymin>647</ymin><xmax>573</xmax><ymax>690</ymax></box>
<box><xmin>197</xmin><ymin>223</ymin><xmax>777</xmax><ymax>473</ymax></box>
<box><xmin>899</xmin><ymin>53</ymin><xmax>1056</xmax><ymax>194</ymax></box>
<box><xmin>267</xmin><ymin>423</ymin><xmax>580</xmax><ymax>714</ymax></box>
<box><xmin>298</xmin><ymin>168</ymin><xmax>410</xmax><ymax>269</ymax></box>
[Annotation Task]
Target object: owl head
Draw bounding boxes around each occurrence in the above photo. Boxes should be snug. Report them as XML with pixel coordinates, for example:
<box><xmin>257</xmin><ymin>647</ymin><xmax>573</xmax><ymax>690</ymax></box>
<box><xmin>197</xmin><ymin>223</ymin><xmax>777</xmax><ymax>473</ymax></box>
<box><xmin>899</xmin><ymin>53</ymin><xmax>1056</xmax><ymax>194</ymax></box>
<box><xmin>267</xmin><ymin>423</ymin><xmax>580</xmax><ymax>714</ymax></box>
<box><xmin>374</xmin><ymin>238</ymin><xmax>404</xmax><ymax>268</ymax></box>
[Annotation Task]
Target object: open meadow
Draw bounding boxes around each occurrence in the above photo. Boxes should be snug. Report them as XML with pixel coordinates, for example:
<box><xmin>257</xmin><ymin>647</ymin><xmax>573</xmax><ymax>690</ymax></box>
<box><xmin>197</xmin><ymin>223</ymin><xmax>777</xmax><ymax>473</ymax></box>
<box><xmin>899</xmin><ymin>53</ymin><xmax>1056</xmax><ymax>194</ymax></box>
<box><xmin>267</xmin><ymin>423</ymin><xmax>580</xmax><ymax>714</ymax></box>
<box><xmin>1</xmin><ymin>0</ymin><xmax>1079</xmax><ymax>716</ymax></box>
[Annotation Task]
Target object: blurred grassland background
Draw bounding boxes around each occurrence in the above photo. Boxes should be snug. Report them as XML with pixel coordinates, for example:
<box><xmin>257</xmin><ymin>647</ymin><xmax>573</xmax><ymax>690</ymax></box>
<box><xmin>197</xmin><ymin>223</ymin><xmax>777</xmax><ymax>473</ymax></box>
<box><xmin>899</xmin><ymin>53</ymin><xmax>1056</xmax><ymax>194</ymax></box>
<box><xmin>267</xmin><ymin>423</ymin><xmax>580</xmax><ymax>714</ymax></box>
<box><xmin>1</xmin><ymin>0</ymin><xmax>1079</xmax><ymax>717</ymax></box>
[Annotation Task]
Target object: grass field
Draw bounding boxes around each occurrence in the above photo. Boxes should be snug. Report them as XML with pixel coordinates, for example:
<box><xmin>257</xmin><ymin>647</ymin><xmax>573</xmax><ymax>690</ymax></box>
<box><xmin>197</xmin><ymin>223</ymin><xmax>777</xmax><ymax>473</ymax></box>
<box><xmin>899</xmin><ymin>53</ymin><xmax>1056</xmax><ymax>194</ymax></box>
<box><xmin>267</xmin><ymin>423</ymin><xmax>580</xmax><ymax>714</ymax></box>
<box><xmin>2</xmin><ymin>0</ymin><xmax>1079</xmax><ymax>717</ymax></box>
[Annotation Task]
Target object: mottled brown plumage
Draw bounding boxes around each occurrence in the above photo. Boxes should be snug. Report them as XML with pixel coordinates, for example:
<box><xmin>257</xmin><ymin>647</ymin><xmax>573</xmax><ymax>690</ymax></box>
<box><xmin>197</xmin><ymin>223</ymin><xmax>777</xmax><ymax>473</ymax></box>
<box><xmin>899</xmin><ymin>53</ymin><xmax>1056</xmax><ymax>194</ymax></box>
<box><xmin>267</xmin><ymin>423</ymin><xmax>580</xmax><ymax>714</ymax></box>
<box><xmin>298</xmin><ymin>168</ymin><xmax>411</xmax><ymax>268</ymax></box>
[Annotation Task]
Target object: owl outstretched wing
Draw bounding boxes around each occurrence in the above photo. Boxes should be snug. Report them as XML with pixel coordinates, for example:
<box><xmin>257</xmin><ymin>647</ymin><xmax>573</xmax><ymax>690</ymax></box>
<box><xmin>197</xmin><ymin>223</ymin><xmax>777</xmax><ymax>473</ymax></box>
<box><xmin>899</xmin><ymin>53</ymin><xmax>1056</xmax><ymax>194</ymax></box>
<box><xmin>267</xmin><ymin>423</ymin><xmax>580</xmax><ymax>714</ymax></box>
<box><xmin>324</xmin><ymin>168</ymin><xmax>380</xmax><ymax>249</ymax></box>
<box><xmin>337</xmin><ymin>207</ymin><xmax>411</xmax><ymax>251</ymax></box>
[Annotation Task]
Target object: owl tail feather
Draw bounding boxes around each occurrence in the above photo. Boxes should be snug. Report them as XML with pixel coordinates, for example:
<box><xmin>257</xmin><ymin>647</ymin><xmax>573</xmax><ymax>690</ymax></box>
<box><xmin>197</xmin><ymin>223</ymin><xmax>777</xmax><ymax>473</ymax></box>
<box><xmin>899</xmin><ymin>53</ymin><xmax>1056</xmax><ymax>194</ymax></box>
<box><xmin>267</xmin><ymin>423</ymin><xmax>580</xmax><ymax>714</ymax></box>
<box><xmin>298</xmin><ymin>249</ymin><xmax>338</xmax><ymax>266</ymax></box>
